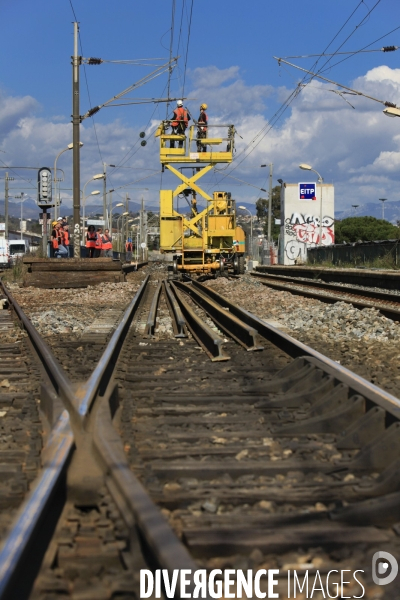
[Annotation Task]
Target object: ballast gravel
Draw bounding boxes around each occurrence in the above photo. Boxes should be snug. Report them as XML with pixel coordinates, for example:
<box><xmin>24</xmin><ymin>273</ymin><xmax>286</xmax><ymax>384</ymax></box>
<box><xmin>5</xmin><ymin>277</ymin><xmax>144</xmax><ymax>338</ymax></box>
<box><xmin>6</xmin><ymin>264</ymin><xmax>400</xmax><ymax>398</ymax></box>
<box><xmin>205</xmin><ymin>274</ymin><xmax>400</xmax><ymax>398</ymax></box>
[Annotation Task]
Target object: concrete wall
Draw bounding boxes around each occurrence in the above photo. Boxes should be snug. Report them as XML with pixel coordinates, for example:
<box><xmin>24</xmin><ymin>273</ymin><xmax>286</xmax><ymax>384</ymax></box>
<box><xmin>280</xmin><ymin>183</ymin><xmax>335</xmax><ymax>265</ymax></box>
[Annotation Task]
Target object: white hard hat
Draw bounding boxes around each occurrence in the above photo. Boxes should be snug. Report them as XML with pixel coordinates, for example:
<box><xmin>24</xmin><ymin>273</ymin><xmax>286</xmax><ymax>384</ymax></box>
<box><xmin>177</xmin><ymin>99</ymin><xmax>183</xmax><ymax>107</ymax></box>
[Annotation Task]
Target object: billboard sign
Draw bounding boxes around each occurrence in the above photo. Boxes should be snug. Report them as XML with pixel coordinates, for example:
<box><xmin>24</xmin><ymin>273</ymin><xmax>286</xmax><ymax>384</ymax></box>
<box><xmin>299</xmin><ymin>182</ymin><xmax>317</xmax><ymax>201</ymax></box>
<box><xmin>87</xmin><ymin>219</ymin><xmax>105</xmax><ymax>226</ymax></box>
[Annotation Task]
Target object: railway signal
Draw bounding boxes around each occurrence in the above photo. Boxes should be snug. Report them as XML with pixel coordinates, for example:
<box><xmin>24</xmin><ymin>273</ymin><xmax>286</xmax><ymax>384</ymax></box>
<box><xmin>37</xmin><ymin>167</ymin><xmax>54</xmax><ymax>256</ymax></box>
<box><xmin>37</xmin><ymin>167</ymin><xmax>52</xmax><ymax>205</ymax></box>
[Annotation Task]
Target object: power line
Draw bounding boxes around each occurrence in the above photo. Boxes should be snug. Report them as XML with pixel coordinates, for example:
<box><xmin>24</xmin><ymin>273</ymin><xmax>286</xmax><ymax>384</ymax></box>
<box><xmin>181</xmin><ymin>0</ymin><xmax>194</xmax><ymax>97</ymax></box>
<box><xmin>176</xmin><ymin>0</ymin><xmax>186</xmax><ymax>58</ymax></box>
<box><xmin>274</xmin><ymin>57</ymin><xmax>397</xmax><ymax>107</ymax></box>
<box><xmin>318</xmin><ymin>27</ymin><xmax>400</xmax><ymax>74</ymax></box>
<box><xmin>166</xmin><ymin>0</ymin><xmax>176</xmax><ymax>117</ymax></box>
<box><xmin>310</xmin><ymin>0</ymin><xmax>383</xmax><ymax>81</ymax></box>
<box><xmin>279</xmin><ymin>46</ymin><xmax>398</xmax><ymax>59</ymax></box>
<box><xmin>68</xmin><ymin>0</ymin><xmax>78</xmax><ymax>21</ymax></box>
<box><xmin>214</xmin><ymin>0</ymin><xmax>385</xmax><ymax>189</ymax></box>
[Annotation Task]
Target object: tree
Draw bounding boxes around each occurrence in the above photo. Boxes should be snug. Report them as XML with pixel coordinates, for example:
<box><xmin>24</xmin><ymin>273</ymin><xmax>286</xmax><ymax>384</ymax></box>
<box><xmin>334</xmin><ymin>216</ymin><xmax>400</xmax><ymax>244</ymax></box>
<box><xmin>255</xmin><ymin>198</ymin><xmax>268</xmax><ymax>222</ymax></box>
<box><xmin>255</xmin><ymin>185</ymin><xmax>282</xmax><ymax>241</ymax></box>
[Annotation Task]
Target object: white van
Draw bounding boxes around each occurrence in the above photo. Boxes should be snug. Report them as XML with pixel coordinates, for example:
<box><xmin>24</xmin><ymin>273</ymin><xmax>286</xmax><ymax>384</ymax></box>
<box><xmin>9</xmin><ymin>240</ymin><xmax>29</xmax><ymax>264</ymax></box>
<box><xmin>0</xmin><ymin>238</ymin><xmax>10</xmax><ymax>268</ymax></box>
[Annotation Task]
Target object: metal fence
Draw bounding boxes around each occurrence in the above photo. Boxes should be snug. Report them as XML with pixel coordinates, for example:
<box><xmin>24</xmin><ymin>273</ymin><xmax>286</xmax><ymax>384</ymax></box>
<box><xmin>307</xmin><ymin>240</ymin><xmax>400</xmax><ymax>267</ymax></box>
<box><xmin>247</xmin><ymin>238</ymin><xmax>277</xmax><ymax>265</ymax></box>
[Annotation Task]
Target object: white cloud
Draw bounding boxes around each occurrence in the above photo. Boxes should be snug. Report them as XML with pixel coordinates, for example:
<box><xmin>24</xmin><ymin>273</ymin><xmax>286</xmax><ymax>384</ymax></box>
<box><xmin>0</xmin><ymin>92</ymin><xmax>38</xmax><ymax>139</ymax></box>
<box><xmin>188</xmin><ymin>66</ymin><xmax>274</xmax><ymax>118</ymax></box>
<box><xmin>1</xmin><ymin>63</ymin><xmax>400</xmax><ymax>214</ymax></box>
<box><xmin>185</xmin><ymin>64</ymin><xmax>400</xmax><ymax>210</ymax></box>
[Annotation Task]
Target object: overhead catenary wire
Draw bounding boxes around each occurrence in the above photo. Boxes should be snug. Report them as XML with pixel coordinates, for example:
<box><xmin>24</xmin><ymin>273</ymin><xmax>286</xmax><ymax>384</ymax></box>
<box><xmin>0</xmin><ymin>160</ymin><xmax>38</xmax><ymax>192</ymax></box>
<box><xmin>210</xmin><ymin>0</ymin><xmax>387</xmax><ymax>192</ymax></box>
<box><xmin>181</xmin><ymin>0</ymin><xmax>194</xmax><ymax>98</ymax></box>
<box><xmin>274</xmin><ymin>57</ymin><xmax>398</xmax><ymax>108</ymax></box>
<box><xmin>110</xmin><ymin>81</ymin><xmax>171</xmax><ymax>176</ymax></box>
<box><xmin>166</xmin><ymin>0</ymin><xmax>176</xmax><ymax>118</ymax></box>
<box><xmin>317</xmin><ymin>26</ymin><xmax>400</xmax><ymax>75</ymax></box>
<box><xmin>279</xmin><ymin>46</ymin><xmax>399</xmax><ymax>59</ymax></box>
<box><xmin>81</xmin><ymin>59</ymin><xmax>178</xmax><ymax>120</ymax></box>
<box><xmin>303</xmin><ymin>0</ymin><xmax>383</xmax><ymax>87</ymax></box>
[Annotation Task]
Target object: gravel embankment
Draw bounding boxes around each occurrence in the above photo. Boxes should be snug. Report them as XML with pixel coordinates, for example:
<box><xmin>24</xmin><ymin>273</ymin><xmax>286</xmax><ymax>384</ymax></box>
<box><xmin>6</xmin><ymin>264</ymin><xmax>400</xmax><ymax>397</ymax></box>
<box><xmin>205</xmin><ymin>274</ymin><xmax>400</xmax><ymax>397</ymax></box>
<box><xmin>5</xmin><ymin>271</ymin><xmax>147</xmax><ymax>338</ymax></box>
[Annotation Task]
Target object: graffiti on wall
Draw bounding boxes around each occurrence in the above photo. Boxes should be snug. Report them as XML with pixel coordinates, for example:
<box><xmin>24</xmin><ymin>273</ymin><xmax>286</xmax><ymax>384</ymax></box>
<box><xmin>285</xmin><ymin>212</ymin><xmax>334</xmax><ymax>261</ymax></box>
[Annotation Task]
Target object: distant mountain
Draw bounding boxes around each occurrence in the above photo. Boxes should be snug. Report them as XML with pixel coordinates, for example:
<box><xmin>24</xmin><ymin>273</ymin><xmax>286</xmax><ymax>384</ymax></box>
<box><xmin>0</xmin><ymin>197</ymin><xmax>41</xmax><ymax>219</ymax></box>
<box><xmin>0</xmin><ymin>198</ymin><xmax>144</xmax><ymax>220</ymax></box>
<box><xmin>83</xmin><ymin>199</ymin><xmax>143</xmax><ymax>218</ymax></box>
<box><xmin>1</xmin><ymin>197</ymin><xmax>400</xmax><ymax>223</ymax></box>
<box><xmin>336</xmin><ymin>201</ymin><xmax>400</xmax><ymax>224</ymax></box>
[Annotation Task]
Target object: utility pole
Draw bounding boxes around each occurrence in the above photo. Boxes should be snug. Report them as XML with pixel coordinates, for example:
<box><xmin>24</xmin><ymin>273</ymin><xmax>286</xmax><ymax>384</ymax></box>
<box><xmin>4</xmin><ymin>173</ymin><xmax>13</xmax><ymax>239</ymax></box>
<box><xmin>103</xmin><ymin>164</ymin><xmax>107</xmax><ymax>230</ymax></box>
<box><xmin>379</xmin><ymin>198</ymin><xmax>387</xmax><ymax>220</ymax></box>
<box><xmin>261</xmin><ymin>163</ymin><xmax>273</xmax><ymax>246</ymax></box>
<box><xmin>125</xmin><ymin>193</ymin><xmax>130</xmax><ymax>242</ymax></box>
<box><xmin>72</xmin><ymin>22</ymin><xmax>81</xmax><ymax>258</ymax></box>
<box><xmin>140</xmin><ymin>197</ymin><xmax>144</xmax><ymax>260</ymax></box>
<box><xmin>268</xmin><ymin>164</ymin><xmax>273</xmax><ymax>246</ymax></box>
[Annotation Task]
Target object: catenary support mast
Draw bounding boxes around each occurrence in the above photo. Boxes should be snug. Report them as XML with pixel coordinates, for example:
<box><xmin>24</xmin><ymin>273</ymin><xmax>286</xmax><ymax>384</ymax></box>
<box><xmin>72</xmin><ymin>22</ymin><xmax>81</xmax><ymax>258</ymax></box>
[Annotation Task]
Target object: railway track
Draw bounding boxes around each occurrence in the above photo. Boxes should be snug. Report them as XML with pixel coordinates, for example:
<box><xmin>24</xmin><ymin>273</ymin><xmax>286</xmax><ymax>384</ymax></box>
<box><xmin>250</xmin><ymin>271</ymin><xmax>400</xmax><ymax>321</ymax></box>
<box><xmin>0</xmin><ymin>275</ymin><xmax>399</xmax><ymax>598</ymax></box>
<box><xmin>0</xmin><ymin>290</ymin><xmax>43</xmax><ymax>542</ymax></box>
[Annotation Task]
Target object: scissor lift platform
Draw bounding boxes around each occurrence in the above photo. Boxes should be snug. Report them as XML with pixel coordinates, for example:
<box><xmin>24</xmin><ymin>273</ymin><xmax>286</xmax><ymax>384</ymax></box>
<box><xmin>156</xmin><ymin>120</ymin><xmax>245</xmax><ymax>276</ymax></box>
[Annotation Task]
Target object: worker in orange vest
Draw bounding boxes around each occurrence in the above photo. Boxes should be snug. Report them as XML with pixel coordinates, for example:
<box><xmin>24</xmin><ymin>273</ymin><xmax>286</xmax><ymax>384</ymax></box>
<box><xmin>125</xmin><ymin>238</ymin><xmax>133</xmax><ymax>262</ymax></box>
<box><xmin>170</xmin><ymin>100</ymin><xmax>191</xmax><ymax>148</ymax></box>
<box><xmin>52</xmin><ymin>222</ymin><xmax>68</xmax><ymax>258</ymax></box>
<box><xmin>85</xmin><ymin>225</ymin><xmax>97</xmax><ymax>258</ymax></box>
<box><xmin>197</xmin><ymin>103</ymin><xmax>208</xmax><ymax>152</ymax></box>
<box><xmin>101</xmin><ymin>229</ymin><xmax>113</xmax><ymax>258</ymax></box>
<box><xmin>63</xmin><ymin>224</ymin><xmax>70</xmax><ymax>257</ymax></box>
<box><xmin>94</xmin><ymin>228</ymin><xmax>103</xmax><ymax>258</ymax></box>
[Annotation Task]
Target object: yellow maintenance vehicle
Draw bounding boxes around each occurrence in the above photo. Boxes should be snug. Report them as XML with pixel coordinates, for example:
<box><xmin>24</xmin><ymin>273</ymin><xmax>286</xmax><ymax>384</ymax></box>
<box><xmin>155</xmin><ymin>118</ymin><xmax>246</xmax><ymax>277</ymax></box>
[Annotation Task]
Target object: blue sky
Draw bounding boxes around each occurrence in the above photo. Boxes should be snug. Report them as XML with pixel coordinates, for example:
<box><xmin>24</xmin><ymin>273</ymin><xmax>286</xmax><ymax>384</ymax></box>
<box><xmin>0</xmin><ymin>0</ymin><xmax>400</xmax><ymax>214</ymax></box>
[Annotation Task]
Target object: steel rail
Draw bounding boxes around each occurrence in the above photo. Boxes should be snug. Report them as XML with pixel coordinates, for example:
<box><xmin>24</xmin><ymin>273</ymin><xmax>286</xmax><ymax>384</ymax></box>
<box><xmin>92</xmin><ymin>384</ymin><xmax>199</xmax><ymax>583</ymax></box>
<box><xmin>1</xmin><ymin>282</ymin><xmax>82</xmax><ymax>432</ymax></box>
<box><xmin>0</xmin><ymin>276</ymin><xmax>149</xmax><ymax>599</ymax></box>
<box><xmin>191</xmin><ymin>280</ymin><xmax>400</xmax><ymax>420</ymax></box>
<box><xmin>163</xmin><ymin>280</ymin><xmax>187</xmax><ymax>337</ymax></box>
<box><xmin>251</xmin><ymin>271</ymin><xmax>400</xmax><ymax>303</ymax></box>
<box><xmin>250</xmin><ymin>272</ymin><xmax>400</xmax><ymax>321</ymax></box>
<box><xmin>3</xmin><ymin>274</ymin><xmax>400</xmax><ymax>597</ymax></box>
<box><xmin>174</xmin><ymin>279</ymin><xmax>263</xmax><ymax>351</ymax></box>
<box><xmin>170</xmin><ymin>281</ymin><xmax>229</xmax><ymax>361</ymax></box>
<box><xmin>144</xmin><ymin>281</ymin><xmax>162</xmax><ymax>336</ymax></box>
<box><xmin>254</xmin><ymin>265</ymin><xmax>400</xmax><ymax>291</ymax></box>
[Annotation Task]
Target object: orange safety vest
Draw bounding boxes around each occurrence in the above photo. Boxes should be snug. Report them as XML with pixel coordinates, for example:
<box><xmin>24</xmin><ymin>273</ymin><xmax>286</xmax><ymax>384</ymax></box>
<box><xmin>171</xmin><ymin>107</ymin><xmax>189</xmax><ymax>128</ymax></box>
<box><xmin>198</xmin><ymin>112</ymin><xmax>208</xmax><ymax>131</ymax></box>
<box><xmin>101</xmin><ymin>234</ymin><xmax>112</xmax><ymax>250</ymax></box>
<box><xmin>86</xmin><ymin>231</ymin><xmax>97</xmax><ymax>248</ymax></box>
<box><xmin>125</xmin><ymin>241</ymin><xmax>133</xmax><ymax>252</ymax></box>
<box><xmin>63</xmin><ymin>229</ymin><xmax>69</xmax><ymax>246</ymax></box>
<box><xmin>52</xmin><ymin>227</ymin><xmax>63</xmax><ymax>247</ymax></box>
<box><xmin>95</xmin><ymin>234</ymin><xmax>102</xmax><ymax>249</ymax></box>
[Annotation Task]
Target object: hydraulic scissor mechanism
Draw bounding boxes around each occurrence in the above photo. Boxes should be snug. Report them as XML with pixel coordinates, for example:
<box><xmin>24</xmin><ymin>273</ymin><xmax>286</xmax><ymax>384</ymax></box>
<box><xmin>156</xmin><ymin>121</ymin><xmax>245</xmax><ymax>277</ymax></box>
